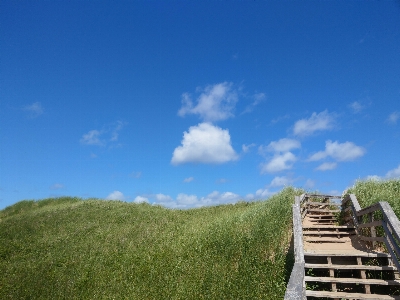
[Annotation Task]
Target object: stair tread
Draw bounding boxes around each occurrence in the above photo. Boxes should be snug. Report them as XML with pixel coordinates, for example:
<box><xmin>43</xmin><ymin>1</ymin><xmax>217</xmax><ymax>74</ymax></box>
<box><xmin>306</xmin><ymin>290</ymin><xmax>400</xmax><ymax>299</ymax></box>
<box><xmin>305</xmin><ymin>275</ymin><xmax>400</xmax><ymax>285</ymax></box>
<box><xmin>307</xmin><ymin>209</ymin><xmax>341</xmax><ymax>213</ymax></box>
<box><xmin>304</xmin><ymin>251</ymin><xmax>391</xmax><ymax>257</ymax></box>
<box><xmin>303</xmin><ymin>225</ymin><xmax>354</xmax><ymax>229</ymax></box>
<box><xmin>305</xmin><ymin>263</ymin><xmax>397</xmax><ymax>271</ymax></box>
<box><xmin>304</xmin><ymin>238</ymin><xmax>348</xmax><ymax>243</ymax></box>
<box><xmin>303</xmin><ymin>231</ymin><xmax>354</xmax><ymax>235</ymax></box>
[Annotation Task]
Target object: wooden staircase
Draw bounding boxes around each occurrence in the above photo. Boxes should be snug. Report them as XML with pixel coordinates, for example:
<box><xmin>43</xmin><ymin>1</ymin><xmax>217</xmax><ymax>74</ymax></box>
<box><xmin>285</xmin><ymin>194</ymin><xmax>400</xmax><ymax>300</ymax></box>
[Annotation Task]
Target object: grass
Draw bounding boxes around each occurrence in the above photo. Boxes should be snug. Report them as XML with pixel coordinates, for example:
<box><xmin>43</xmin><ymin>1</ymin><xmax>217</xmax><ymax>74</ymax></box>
<box><xmin>345</xmin><ymin>179</ymin><xmax>400</xmax><ymax>218</ymax></box>
<box><xmin>0</xmin><ymin>187</ymin><xmax>303</xmax><ymax>299</ymax></box>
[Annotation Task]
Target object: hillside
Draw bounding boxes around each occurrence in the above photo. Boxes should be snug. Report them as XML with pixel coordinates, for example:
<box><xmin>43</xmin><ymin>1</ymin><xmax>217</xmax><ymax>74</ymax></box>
<box><xmin>0</xmin><ymin>187</ymin><xmax>302</xmax><ymax>299</ymax></box>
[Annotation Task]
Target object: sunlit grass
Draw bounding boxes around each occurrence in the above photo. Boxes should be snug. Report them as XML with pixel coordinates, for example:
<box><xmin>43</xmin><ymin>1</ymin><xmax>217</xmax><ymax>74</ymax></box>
<box><xmin>0</xmin><ymin>187</ymin><xmax>303</xmax><ymax>299</ymax></box>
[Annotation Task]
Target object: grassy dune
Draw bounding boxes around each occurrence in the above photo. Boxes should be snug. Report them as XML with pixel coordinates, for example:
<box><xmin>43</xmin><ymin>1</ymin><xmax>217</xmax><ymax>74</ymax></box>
<box><xmin>346</xmin><ymin>179</ymin><xmax>400</xmax><ymax>217</ymax></box>
<box><xmin>0</xmin><ymin>187</ymin><xmax>303</xmax><ymax>299</ymax></box>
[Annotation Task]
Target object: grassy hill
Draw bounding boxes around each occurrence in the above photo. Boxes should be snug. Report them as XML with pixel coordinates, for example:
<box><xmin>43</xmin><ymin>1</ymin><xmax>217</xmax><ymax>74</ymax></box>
<box><xmin>0</xmin><ymin>187</ymin><xmax>303</xmax><ymax>299</ymax></box>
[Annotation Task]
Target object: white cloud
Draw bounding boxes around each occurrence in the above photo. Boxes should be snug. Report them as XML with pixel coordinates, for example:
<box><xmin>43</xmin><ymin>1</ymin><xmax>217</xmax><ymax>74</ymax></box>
<box><xmin>293</xmin><ymin>110</ymin><xmax>335</xmax><ymax>136</ymax></box>
<box><xmin>110</xmin><ymin>121</ymin><xmax>126</xmax><ymax>142</ymax></box>
<box><xmin>155</xmin><ymin>193</ymin><xmax>174</xmax><ymax>203</ymax></box>
<box><xmin>178</xmin><ymin>82</ymin><xmax>238</xmax><ymax>122</ymax></box>
<box><xmin>366</xmin><ymin>175</ymin><xmax>382</xmax><ymax>181</ymax></box>
<box><xmin>304</xmin><ymin>179</ymin><xmax>315</xmax><ymax>189</ymax></box>
<box><xmin>308</xmin><ymin>140</ymin><xmax>365</xmax><ymax>162</ymax></box>
<box><xmin>270</xmin><ymin>176</ymin><xmax>291</xmax><ymax>187</ymax></box>
<box><xmin>133</xmin><ymin>196</ymin><xmax>149</xmax><ymax>203</ymax></box>
<box><xmin>263</xmin><ymin>138</ymin><xmax>301</xmax><ymax>153</ymax></box>
<box><xmin>387</xmin><ymin>111</ymin><xmax>400</xmax><ymax>124</ymax></box>
<box><xmin>171</xmin><ymin>123</ymin><xmax>238</xmax><ymax>165</ymax></box>
<box><xmin>216</xmin><ymin>178</ymin><xmax>228</xmax><ymax>184</ymax></box>
<box><xmin>316</xmin><ymin>162</ymin><xmax>337</xmax><ymax>171</ymax></box>
<box><xmin>80</xmin><ymin>130</ymin><xmax>103</xmax><ymax>146</ymax></box>
<box><xmin>23</xmin><ymin>102</ymin><xmax>44</xmax><ymax>117</ymax></box>
<box><xmin>241</xmin><ymin>93</ymin><xmax>266</xmax><ymax>114</ymax></box>
<box><xmin>242</xmin><ymin>143</ymin><xmax>256</xmax><ymax>153</ymax></box>
<box><xmin>183</xmin><ymin>177</ymin><xmax>194</xmax><ymax>183</ymax></box>
<box><xmin>261</xmin><ymin>152</ymin><xmax>296</xmax><ymax>173</ymax></box>
<box><xmin>349</xmin><ymin>101</ymin><xmax>364</xmax><ymax>113</ymax></box>
<box><xmin>106</xmin><ymin>191</ymin><xmax>125</xmax><ymax>200</ymax></box>
<box><xmin>50</xmin><ymin>183</ymin><xmax>64</xmax><ymax>190</ymax></box>
<box><xmin>386</xmin><ymin>164</ymin><xmax>400</xmax><ymax>178</ymax></box>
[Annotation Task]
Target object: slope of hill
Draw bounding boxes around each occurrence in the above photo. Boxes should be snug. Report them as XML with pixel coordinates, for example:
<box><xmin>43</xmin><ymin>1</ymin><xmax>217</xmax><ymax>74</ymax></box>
<box><xmin>0</xmin><ymin>187</ymin><xmax>303</xmax><ymax>299</ymax></box>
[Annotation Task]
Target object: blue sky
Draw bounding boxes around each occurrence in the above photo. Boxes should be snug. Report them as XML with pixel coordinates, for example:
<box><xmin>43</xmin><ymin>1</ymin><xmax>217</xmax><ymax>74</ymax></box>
<box><xmin>1</xmin><ymin>1</ymin><xmax>400</xmax><ymax>209</ymax></box>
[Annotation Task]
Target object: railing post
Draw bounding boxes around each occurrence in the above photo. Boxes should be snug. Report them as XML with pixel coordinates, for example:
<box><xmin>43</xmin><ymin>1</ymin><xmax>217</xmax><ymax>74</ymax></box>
<box><xmin>368</xmin><ymin>212</ymin><xmax>376</xmax><ymax>248</ymax></box>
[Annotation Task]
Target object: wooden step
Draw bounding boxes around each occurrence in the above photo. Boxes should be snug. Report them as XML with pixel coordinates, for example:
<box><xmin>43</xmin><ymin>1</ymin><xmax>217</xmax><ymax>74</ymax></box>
<box><xmin>307</xmin><ymin>209</ymin><xmax>341</xmax><ymax>213</ymax></box>
<box><xmin>304</xmin><ymin>237</ymin><xmax>348</xmax><ymax>243</ymax></box>
<box><xmin>306</xmin><ymin>201</ymin><xmax>342</xmax><ymax>206</ymax></box>
<box><xmin>305</xmin><ymin>275</ymin><xmax>400</xmax><ymax>285</ymax></box>
<box><xmin>303</xmin><ymin>225</ymin><xmax>354</xmax><ymax>229</ymax></box>
<box><xmin>306</xmin><ymin>290</ymin><xmax>400</xmax><ymax>299</ymax></box>
<box><xmin>305</xmin><ymin>263</ymin><xmax>397</xmax><ymax>271</ymax></box>
<box><xmin>304</xmin><ymin>252</ymin><xmax>391</xmax><ymax>258</ymax></box>
<box><xmin>308</xmin><ymin>214</ymin><xmax>337</xmax><ymax>218</ymax></box>
<box><xmin>303</xmin><ymin>231</ymin><xmax>354</xmax><ymax>235</ymax></box>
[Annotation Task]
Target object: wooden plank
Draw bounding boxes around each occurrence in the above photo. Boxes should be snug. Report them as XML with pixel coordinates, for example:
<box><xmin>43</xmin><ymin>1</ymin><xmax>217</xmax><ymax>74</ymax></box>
<box><xmin>292</xmin><ymin>201</ymin><xmax>304</xmax><ymax>263</ymax></box>
<box><xmin>304</xmin><ymin>251</ymin><xmax>391</xmax><ymax>257</ymax></box>
<box><xmin>304</xmin><ymin>263</ymin><xmax>396</xmax><ymax>271</ymax></box>
<box><xmin>304</xmin><ymin>276</ymin><xmax>400</xmax><ymax>285</ymax></box>
<box><xmin>303</xmin><ymin>225</ymin><xmax>354</xmax><ymax>229</ymax></box>
<box><xmin>307</xmin><ymin>209</ymin><xmax>340</xmax><ymax>213</ymax></box>
<box><xmin>358</xmin><ymin>220</ymin><xmax>383</xmax><ymax>229</ymax></box>
<box><xmin>357</xmin><ymin>203</ymin><xmax>380</xmax><ymax>217</ymax></box>
<box><xmin>306</xmin><ymin>201</ymin><xmax>341</xmax><ymax>206</ymax></box>
<box><xmin>303</xmin><ymin>231</ymin><xmax>353</xmax><ymax>235</ymax></box>
<box><xmin>306</xmin><ymin>290</ymin><xmax>400</xmax><ymax>299</ymax></box>
<box><xmin>284</xmin><ymin>262</ymin><xmax>305</xmax><ymax>300</ymax></box>
<box><xmin>381</xmin><ymin>202</ymin><xmax>400</xmax><ymax>246</ymax></box>
<box><xmin>349</xmin><ymin>194</ymin><xmax>362</xmax><ymax>211</ymax></box>
<box><xmin>304</xmin><ymin>238</ymin><xmax>347</xmax><ymax>243</ymax></box>
<box><xmin>360</xmin><ymin>236</ymin><xmax>385</xmax><ymax>242</ymax></box>
<box><xmin>308</xmin><ymin>214</ymin><xmax>336</xmax><ymax>218</ymax></box>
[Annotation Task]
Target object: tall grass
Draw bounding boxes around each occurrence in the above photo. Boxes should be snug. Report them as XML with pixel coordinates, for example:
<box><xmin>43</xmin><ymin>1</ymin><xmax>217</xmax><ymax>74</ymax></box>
<box><xmin>345</xmin><ymin>179</ymin><xmax>400</xmax><ymax>217</ymax></box>
<box><xmin>0</xmin><ymin>187</ymin><xmax>303</xmax><ymax>299</ymax></box>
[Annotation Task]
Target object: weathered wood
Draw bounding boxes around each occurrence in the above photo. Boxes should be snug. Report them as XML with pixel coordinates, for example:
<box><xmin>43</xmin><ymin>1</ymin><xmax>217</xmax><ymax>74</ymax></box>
<box><xmin>284</xmin><ymin>262</ymin><xmax>306</xmax><ymax>300</ymax></box>
<box><xmin>304</xmin><ymin>251</ymin><xmax>391</xmax><ymax>257</ymax></box>
<box><xmin>304</xmin><ymin>275</ymin><xmax>400</xmax><ymax>285</ymax></box>
<box><xmin>303</xmin><ymin>230</ymin><xmax>353</xmax><ymax>235</ymax></box>
<box><xmin>360</xmin><ymin>236</ymin><xmax>385</xmax><ymax>242</ymax></box>
<box><xmin>306</xmin><ymin>201</ymin><xmax>341</xmax><ymax>206</ymax></box>
<box><xmin>358</xmin><ymin>220</ymin><xmax>382</xmax><ymax>228</ymax></box>
<box><xmin>307</xmin><ymin>209</ymin><xmax>340</xmax><ymax>213</ymax></box>
<box><xmin>349</xmin><ymin>194</ymin><xmax>362</xmax><ymax>211</ymax></box>
<box><xmin>381</xmin><ymin>202</ymin><xmax>400</xmax><ymax>245</ymax></box>
<box><xmin>303</xmin><ymin>225</ymin><xmax>354</xmax><ymax>229</ymax></box>
<box><xmin>293</xmin><ymin>201</ymin><xmax>304</xmax><ymax>263</ymax></box>
<box><xmin>304</xmin><ymin>237</ymin><xmax>348</xmax><ymax>243</ymax></box>
<box><xmin>306</xmin><ymin>290</ymin><xmax>400</xmax><ymax>299</ymax></box>
<box><xmin>304</xmin><ymin>263</ymin><xmax>396</xmax><ymax>271</ymax></box>
<box><xmin>357</xmin><ymin>203</ymin><xmax>380</xmax><ymax>217</ymax></box>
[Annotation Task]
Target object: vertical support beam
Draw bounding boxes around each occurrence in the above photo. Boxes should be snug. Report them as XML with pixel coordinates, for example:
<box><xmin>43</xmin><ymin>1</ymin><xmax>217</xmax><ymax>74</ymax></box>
<box><xmin>327</xmin><ymin>256</ymin><xmax>337</xmax><ymax>292</ymax></box>
<box><xmin>357</xmin><ymin>257</ymin><xmax>370</xmax><ymax>294</ymax></box>
<box><xmin>368</xmin><ymin>212</ymin><xmax>376</xmax><ymax>248</ymax></box>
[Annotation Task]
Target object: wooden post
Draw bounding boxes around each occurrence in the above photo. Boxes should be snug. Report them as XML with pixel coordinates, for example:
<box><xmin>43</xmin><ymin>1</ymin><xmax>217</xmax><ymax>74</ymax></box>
<box><xmin>368</xmin><ymin>212</ymin><xmax>376</xmax><ymax>248</ymax></box>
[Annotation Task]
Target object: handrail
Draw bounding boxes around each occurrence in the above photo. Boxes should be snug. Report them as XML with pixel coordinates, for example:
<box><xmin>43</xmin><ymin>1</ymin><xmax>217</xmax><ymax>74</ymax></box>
<box><xmin>341</xmin><ymin>194</ymin><xmax>400</xmax><ymax>272</ymax></box>
<box><xmin>284</xmin><ymin>195</ymin><xmax>306</xmax><ymax>300</ymax></box>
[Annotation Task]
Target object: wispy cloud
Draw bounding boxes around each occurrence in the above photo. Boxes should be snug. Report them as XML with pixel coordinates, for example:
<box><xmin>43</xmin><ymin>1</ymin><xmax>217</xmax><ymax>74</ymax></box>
<box><xmin>133</xmin><ymin>196</ymin><xmax>149</xmax><ymax>203</ymax></box>
<box><xmin>308</xmin><ymin>140</ymin><xmax>365</xmax><ymax>162</ymax></box>
<box><xmin>259</xmin><ymin>138</ymin><xmax>300</xmax><ymax>153</ymax></box>
<box><xmin>241</xmin><ymin>92</ymin><xmax>266</xmax><ymax>114</ymax></box>
<box><xmin>178</xmin><ymin>82</ymin><xmax>238</xmax><ymax>122</ymax></box>
<box><xmin>106</xmin><ymin>190</ymin><xmax>125</xmax><ymax>200</ymax></box>
<box><xmin>22</xmin><ymin>102</ymin><xmax>44</xmax><ymax>118</ymax></box>
<box><xmin>293</xmin><ymin>110</ymin><xmax>335</xmax><ymax>136</ymax></box>
<box><xmin>171</xmin><ymin>123</ymin><xmax>238</xmax><ymax>165</ymax></box>
<box><xmin>261</xmin><ymin>152</ymin><xmax>297</xmax><ymax>174</ymax></box>
<box><xmin>269</xmin><ymin>176</ymin><xmax>292</xmax><ymax>187</ymax></box>
<box><xmin>183</xmin><ymin>177</ymin><xmax>194</xmax><ymax>183</ymax></box>
<box><xmin>316</xmin><ymin>162</ymin><xmax>337</xmax><ymax>171</ymax></box>
<box><xmin>348</xmin><ymin>101</ymin><xmax>365</xmax><ymax>113</ymax></box>
<box><xmin>129</xmin><ymin>171</ymin><xmax>142</xmax><ymax>178</ymax></box>
<box><xmin>80</xmin><ymin>121</ymin><xmax>127</xmax><ymax>147</ymax></box>
<box><xmin>386</xmin><ymin>164</ymin><xmax>400</xmax><ymax>178</ymax></box>
<box><xmin>50</xmin><ymin>183</ymin><xmax>64</xmax><ymax>190</ymax></box>
<box><xmin>387</xmin><ymin>111</ymin><xmax>400</xmax><ymax>125</ymax></box>
<box><xmin>242</xmin><ymin>143</ymin><xmax>256</xmax><ymax>153</ymax></box>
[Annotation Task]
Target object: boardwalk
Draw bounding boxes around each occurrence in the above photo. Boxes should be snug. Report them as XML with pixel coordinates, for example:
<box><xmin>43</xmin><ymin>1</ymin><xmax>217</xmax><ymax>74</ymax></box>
<box><xmin>285</xmin><ymin>194</ymin><xmax>400</xmax><ymax>300</ymax></box>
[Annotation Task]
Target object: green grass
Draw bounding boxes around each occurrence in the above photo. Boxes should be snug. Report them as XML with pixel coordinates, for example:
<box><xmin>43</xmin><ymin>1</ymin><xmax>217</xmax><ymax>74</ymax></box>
<box><xmin>346</xmin><ymin>179</ymin><xmax>400</xmax><ymax>217</ymax></box>
<box><xmin>0</xmin><ymin>187</ymin><xmax>303</xmax><ymax>299</ymax></box>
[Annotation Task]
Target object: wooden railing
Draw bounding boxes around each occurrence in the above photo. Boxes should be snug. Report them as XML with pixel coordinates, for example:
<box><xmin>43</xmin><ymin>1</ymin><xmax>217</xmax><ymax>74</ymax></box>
<box><xmin>341</xmin><ymin>194</ymin><xmax>400</xmax><ymax>272</ymax></box>
<box><xmin>284</xmin><ymin>194</ymin><xmax>307</xmax><ymax>300</ymax></box>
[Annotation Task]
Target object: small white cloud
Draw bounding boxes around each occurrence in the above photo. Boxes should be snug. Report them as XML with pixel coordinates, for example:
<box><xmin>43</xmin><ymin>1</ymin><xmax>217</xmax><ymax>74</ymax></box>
<box><xmin>242</xmin><ymin>143</ymin><xmax>256</xmax><ymax>153</ymax></box>
<box><xmin>304</xmin><ymin>179</ymin><xmax>315</xmax><ymax>189</ymax></box>
<box><xmin>263</xmin><ymin>138</ymin><xmax>301</xmax><ymax>153</ymax></box>
<box><xmin>261</xmin><ymin>152</ymin><xmax>296</xmax><ymax>174</ymax></box>
<box><xmin>309</xmin><ymin>140</ymin><xmax>365</xmax><ymax>162</ymax></box>
<box><xmin>130</xmin><ymin>171</ymin><xmax>142</xmax><ymax>178</ymax></box>
<box><xmin>316</xmin><ymin>162</ymin><xmax>337</xmax><ymax>171</ymax></box>
<box><xmin>183</xmin><ymin>177</ymin><xmax>194</xmax><ymax>183</ymax></box>
<box><xmin>366</xmin><ymin>175</ymin><xmax>382</xmax><ymax>181</ymax></box>
<box><xmin>155</xmin><ymin>193</ymin><xmax>174</xmax><ymax>203</ymax></box>
<box><xmin>178</xmin><ymin>82</ymin><xmax>238</xmax><ymax>122</ymax></box>
<box><xmin>386</xmin><ymin>164</ymin><xmax>400</xmax><ymax>178</ymax></box>
<box><xmin>216</xmin><ymin>178</ymin><xmax>228</xmax><ymax>184</ymax></box>
<box><xmin>349</xmin><ymin>101</ymin><xmax>364</xmax><ymax>113</ymax></box>
<box><xmin>242</xmin><ymin>93</ymin><xmax>266</xmax><ymax>114</ymax></box>
<box><xmin>387</xmin><ymin>112</ymin><xmax>400</xmax><ymax>125</ymax></box>
<box><xmin>23</xmin><ymin>102</ymin><xmax>44</xmax><ymax>117</ymax></box>
<box><xmin>50</xmin><ymin>183</ymin><xmax>64</xmax><ymax>190</ymax></box>
<box><xmin>133</xmin><ymin>196</ymin><xmax>149</xmax><ymax>203</ymax></box>
<box><xmin>293</xmin><ymin>110</ymin><xmax>335</xmax><ymax>136</ymax></box>
<box><xmin>110</xmin><ymin>121</ymin><xmax>126</xmax><ymax>142</ymax></box>
<box><xmin>106</xmin><ymin>191</ymin><xmax>125</xmax><ymax>200</ymax></box>
<box><xmin>270</xmin><ymin>176</ymin><xmax>291</xmax><ymax>187</ymax></box>
<box><xmin>80</xmin><ymin>130</ymin><xmax>104</xmax><ymax>146</ymax></box>
<box><xmin>171</xmin><ymin>123</ymin><xmax>238</xmax><ymax>165</ymax></box>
